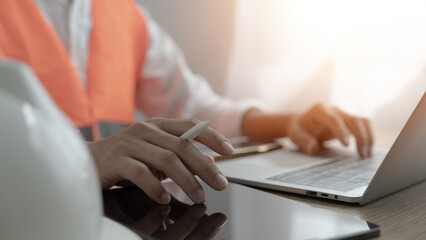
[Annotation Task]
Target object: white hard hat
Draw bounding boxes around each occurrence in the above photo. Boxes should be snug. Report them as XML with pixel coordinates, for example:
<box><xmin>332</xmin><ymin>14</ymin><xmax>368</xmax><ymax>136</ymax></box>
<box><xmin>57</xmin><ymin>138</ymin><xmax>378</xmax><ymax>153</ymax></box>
<box><xmin>0</xmin><ymin>59</ymin><xmax>140</xmax><ymax>240</ymax></box>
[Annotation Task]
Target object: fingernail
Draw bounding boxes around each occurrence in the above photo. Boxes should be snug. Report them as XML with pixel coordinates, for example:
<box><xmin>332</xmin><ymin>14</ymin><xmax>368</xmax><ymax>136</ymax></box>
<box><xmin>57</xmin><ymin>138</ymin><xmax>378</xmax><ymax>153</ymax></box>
<box><xmin>195</xmin><ymin>188</ymin><xmax>206</xmax><ymax>203</ymax></box>
<box><xmin>161</xmin><ymin>192</ymin><xmax>171</xmax><ymax>204</ymax></box>
<box><xmin>222</xmin><ymin>141</ymin><xmax>234</xmax><ymax>155</ymax></box>
<box><xmin>216</xmin><ymin>173</ymin><xmax>228</xmax><ymax>189</ymax></box>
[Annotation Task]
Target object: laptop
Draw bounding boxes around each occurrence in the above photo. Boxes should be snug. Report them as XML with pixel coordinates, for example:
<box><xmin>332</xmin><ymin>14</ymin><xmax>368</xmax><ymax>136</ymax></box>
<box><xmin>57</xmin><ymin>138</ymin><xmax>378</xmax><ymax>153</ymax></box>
<box><xmin>217</xmin><ymin>91</ymin><xmax>426</xmax><ymax>205</ymax></box>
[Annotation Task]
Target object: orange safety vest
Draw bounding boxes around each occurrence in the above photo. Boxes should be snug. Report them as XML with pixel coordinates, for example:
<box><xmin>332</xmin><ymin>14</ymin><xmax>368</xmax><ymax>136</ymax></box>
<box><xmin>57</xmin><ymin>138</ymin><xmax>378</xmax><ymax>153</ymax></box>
<box><xmin>0</xmin><ymin>0</ymin><xmax>147</xmax><ymax>141</ymax></box>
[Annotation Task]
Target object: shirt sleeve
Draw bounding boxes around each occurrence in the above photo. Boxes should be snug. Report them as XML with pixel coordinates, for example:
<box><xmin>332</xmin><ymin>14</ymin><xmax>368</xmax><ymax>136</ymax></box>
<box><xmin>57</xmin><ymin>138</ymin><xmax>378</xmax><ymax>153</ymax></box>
<box><xmin>135</xmin><ymin>5</ymin><xmax>263</xmax><ymax>137</ymax></box>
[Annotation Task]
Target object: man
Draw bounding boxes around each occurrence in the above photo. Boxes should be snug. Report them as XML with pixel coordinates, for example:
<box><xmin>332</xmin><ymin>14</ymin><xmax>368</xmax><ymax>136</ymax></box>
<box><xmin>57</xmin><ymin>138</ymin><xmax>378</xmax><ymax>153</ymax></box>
<box><xmin>0</xmin><ymin>0</ymin><xmax>373</xmax><ymax>204</ymax></box>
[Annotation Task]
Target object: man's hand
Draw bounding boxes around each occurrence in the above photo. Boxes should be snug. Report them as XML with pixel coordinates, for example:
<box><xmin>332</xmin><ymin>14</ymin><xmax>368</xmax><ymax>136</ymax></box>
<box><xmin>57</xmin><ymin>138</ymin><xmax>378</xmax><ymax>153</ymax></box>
<box><xmin>286</xmin><ymin>104</ymin><xmax>373</xmax><ymax>157</ymax></box>
<box><xmin>88</xmin><ymin>118</ymin><xmax>234</xmax><ymax>204</ymax></box>
<box><xmin>242</xmin><ymin>104</ymin><xmax>374</xmax><ymax>157</ymax></box>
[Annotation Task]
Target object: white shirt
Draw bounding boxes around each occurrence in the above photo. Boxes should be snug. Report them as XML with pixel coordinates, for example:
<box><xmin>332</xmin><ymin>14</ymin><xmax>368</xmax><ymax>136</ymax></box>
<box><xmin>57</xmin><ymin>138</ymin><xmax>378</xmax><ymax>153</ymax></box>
<box><xmin>33</xmin><ymin>0</ymin><xmax>259</xmax><ymax>137</ymax></box>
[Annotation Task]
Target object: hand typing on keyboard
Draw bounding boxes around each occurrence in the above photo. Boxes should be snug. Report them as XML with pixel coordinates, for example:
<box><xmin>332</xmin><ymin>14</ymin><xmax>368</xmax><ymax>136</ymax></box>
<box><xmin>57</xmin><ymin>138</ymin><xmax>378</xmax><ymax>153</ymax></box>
<box><xmin>284</xmin><ymin>104</ymin><xmax>373</xmax><ymax>158</ymax></box>
<box><xmin>241</xmin><ymin>104</ymin><xmax>373</xmax><ymax>158</ymax></box>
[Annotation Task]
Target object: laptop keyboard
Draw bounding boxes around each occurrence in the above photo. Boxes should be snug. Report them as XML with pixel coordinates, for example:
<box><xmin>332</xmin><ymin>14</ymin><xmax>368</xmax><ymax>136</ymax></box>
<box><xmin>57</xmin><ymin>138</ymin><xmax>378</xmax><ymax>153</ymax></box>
<box><xmin>266</xmin><ymin>158</ymin><xmax>378</xmax><ymax>192</ymax></box>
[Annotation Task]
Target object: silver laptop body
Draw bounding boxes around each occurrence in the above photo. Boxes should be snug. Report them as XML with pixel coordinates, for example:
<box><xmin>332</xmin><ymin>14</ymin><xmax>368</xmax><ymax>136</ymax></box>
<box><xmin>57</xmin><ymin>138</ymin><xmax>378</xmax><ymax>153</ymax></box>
<box><xmin>217</xmin><ymin>91</ymin><xmax>426</xmax><ymax>205</ymax></box>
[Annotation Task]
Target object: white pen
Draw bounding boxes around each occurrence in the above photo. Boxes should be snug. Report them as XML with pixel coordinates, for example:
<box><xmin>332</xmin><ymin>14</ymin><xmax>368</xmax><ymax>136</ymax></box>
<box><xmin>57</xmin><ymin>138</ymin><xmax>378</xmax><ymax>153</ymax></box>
<box><xmin>179</xmin><ymin>121</ymin><xmax>210</xmax><ymax>141</ymax></box>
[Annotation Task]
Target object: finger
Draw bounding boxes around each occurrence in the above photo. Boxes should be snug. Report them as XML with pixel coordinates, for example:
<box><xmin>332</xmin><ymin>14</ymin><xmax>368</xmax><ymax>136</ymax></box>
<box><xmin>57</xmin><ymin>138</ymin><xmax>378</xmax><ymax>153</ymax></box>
<box><xmin>118</xmin><ymin>157</ymin><xmax>171</xmax><ymax>204</ymax></box>
<box><xmin>336</xmin><ymin>109</ymin><xmax>373</xmax><ymax>157</ymax></box>
<box><xmin>204</xmin><ymin>154</ymin><xmax>215</xmax><ymax>163</ymax></box>
<box><xmin>131</xmin><ymin>205</ymin><xmax>170</xmax><ymax>236</ymax></box>
<box><xmin>288</xmin><ymin>123</ymin><xmax>320</xmax><ymax>155</ymax></box>
<box><xmin>127</xmin><ymin>142</ymin><xmax>208</xmax><ymax>204</ymax></box>
<box><xmin>154</xmin><ymin>204</ymin><xmax>206</xmax><ymax>240</ymax></box>
<box><xmin>149</xmin><ymin>118</ymin><xmax>234</xmax><ymax>156</ymax></box>
<box><xmin>185</xmin><ymin>213</ymin><xmax>227</xmax><ymax>240</ymax></box>
<box><xmin>140</xmin><ymin>127</ymin><xmax>228</xmax><ymax>192</ymax></box>
<box><xmin>149</xmin><ymin>167</ymin><xmax>168</xmax><ymax>181</ymax></box>
<box><xmin>172</xmin><ymin>138</ymin><xmax>229</xmax><ymax>191</ymax></box>
<box><xmin>362</xmin><ymin>118</ymin><xmax>374</xmax><ymax>156</ymax></box>
<box><xmin>347</xmin><ymin>118</ymin><xmax>370</xmax><ymax>158</ymax></box>
<box><xmin>195</xmin><ymin>128</ymin><xmax>234</xmax><ymax>156</ymax></box>
<box><xmin>312</xmin><ymin>105</ymin><xmax>350</xmax><ymax>146</ymax></box>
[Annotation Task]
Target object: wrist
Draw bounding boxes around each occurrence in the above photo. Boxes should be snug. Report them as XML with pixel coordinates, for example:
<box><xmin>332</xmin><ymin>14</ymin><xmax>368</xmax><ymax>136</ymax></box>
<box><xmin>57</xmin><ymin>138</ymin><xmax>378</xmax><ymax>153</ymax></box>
<box><xmin>242</xmin><ymin>108</ymin><xmax>292</xmax><ymax>140</ymax></box>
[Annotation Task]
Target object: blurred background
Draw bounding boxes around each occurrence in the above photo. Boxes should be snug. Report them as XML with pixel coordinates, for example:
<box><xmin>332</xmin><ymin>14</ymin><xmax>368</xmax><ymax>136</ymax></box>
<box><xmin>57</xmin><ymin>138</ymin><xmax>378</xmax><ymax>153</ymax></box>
<box><xmin>140</xmin><ymin>0</ymin><xmax>426</xmax><ymax>132</ymax></box>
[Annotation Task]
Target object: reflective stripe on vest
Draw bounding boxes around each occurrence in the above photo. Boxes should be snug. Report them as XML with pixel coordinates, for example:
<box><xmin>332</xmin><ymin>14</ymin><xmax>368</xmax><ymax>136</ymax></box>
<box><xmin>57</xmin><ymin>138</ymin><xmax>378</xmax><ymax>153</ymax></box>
<box><xmin>79</xmin><ymin>122</ymin><xmax>129</xmax><ymax>141</ymax></box>
<box><xmin>0</xmin><ymin>0</ymin><xmax>147</xmax><ymax>140</ymax></box>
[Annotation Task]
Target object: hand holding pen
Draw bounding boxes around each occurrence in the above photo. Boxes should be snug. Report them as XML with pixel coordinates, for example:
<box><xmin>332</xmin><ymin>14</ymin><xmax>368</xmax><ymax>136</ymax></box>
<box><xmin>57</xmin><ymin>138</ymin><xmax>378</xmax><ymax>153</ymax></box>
<box><xmin>88</xmin><ymin>118</ymin><xmax>234</xmax><ymax>204</ymax></box>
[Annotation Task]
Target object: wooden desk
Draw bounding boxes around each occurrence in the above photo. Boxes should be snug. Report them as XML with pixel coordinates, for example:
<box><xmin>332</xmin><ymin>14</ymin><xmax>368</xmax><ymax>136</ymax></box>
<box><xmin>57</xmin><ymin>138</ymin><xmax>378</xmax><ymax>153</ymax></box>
<box><xmin>268</xmin><ymin>130</ymin><xmax>426</xmax><ymax>239</ymax></box>
<box><xmin>266</xmin><ymin>180</ymin><xmax>426</xmax><ymax>239</ymax></box>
